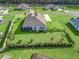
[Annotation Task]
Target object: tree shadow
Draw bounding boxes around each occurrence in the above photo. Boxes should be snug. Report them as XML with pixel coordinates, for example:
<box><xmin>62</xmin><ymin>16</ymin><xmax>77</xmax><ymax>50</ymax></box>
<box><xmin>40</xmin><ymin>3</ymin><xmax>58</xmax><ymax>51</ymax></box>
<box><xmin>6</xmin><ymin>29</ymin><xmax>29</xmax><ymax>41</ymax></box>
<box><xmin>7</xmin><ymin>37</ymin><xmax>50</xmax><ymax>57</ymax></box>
<box><xmin>15</xmin><ymin>19</ymin><xmax>24</xmax><ymax>34</ymax></box>
<box><xmin>66</xmin><ymin>23</ymin><xmax>79</xmax><ymax>36</ymax></box>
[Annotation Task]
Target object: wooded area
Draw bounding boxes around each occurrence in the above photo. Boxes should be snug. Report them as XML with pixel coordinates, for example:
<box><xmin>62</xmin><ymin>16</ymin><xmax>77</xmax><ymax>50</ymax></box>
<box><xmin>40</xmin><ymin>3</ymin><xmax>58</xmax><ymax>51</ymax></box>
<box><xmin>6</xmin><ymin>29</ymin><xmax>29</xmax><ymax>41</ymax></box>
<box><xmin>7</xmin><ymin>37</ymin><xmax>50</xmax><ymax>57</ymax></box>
<box><xmin>0</xmin><ymin>0</ymin><xmax>79</xmax><ymax>4</ymax></box>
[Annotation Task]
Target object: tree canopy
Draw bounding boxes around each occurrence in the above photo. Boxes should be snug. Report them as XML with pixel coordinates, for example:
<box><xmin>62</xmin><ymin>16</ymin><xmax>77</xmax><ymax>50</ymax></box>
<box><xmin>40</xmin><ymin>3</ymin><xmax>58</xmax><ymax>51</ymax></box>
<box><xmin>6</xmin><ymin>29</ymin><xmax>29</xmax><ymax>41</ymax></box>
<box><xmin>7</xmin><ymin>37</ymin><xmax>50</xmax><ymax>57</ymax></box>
<box><xmin>0</xmin><ymin>0</ymin><xmax>79</xmax><ymax>5</ymax></box>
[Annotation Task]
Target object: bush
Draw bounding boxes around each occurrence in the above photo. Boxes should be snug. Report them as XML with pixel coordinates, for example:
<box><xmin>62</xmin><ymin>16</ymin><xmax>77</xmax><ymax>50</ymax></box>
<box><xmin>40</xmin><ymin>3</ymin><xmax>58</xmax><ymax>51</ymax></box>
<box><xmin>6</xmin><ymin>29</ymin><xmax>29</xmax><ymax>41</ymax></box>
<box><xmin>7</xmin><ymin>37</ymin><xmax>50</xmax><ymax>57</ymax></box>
<box><xmin>16</xmin><ymin>40</ymin><xmax>22</xmax><ymax>44</ymax></box>
<box><xmin>27</xmin><ymin>39</ymin><xmax>33</xmax><ymax>44</ymax></box>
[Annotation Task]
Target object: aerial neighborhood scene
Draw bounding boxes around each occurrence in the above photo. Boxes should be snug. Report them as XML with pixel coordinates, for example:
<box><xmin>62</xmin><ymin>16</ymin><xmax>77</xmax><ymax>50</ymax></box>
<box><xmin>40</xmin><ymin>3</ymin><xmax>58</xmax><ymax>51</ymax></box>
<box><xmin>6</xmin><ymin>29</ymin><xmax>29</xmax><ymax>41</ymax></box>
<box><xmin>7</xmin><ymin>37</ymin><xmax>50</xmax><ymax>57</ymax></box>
<box><xmin>0</xmin><ymin>0</ymin><xmax>79</xmax><ymax>59</ymax></box>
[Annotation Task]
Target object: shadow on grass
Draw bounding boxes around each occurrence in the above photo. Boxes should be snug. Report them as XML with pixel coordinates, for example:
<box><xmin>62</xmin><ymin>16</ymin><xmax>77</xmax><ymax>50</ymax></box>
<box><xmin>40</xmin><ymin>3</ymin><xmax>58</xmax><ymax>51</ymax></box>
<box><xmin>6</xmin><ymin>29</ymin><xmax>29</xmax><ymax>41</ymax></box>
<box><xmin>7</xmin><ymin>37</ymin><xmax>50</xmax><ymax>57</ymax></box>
<box><xmin>15</xmin><ymin>20</ymin><xmax>47</xmax><ymax>34</ymax></box>
<box><xmin>0</xmin><ymin>20</ymin><xmax>11</xmax><ymax>48</ymax></box>
<box><xmin>66</xmin><ymin>23</ymin><xmax>79</xmax><ymax>36</ymax></box>
<box><xmin>15</xmin><ymin>19</ymin><xmax>24</xmax><ymax>34</ymax></box>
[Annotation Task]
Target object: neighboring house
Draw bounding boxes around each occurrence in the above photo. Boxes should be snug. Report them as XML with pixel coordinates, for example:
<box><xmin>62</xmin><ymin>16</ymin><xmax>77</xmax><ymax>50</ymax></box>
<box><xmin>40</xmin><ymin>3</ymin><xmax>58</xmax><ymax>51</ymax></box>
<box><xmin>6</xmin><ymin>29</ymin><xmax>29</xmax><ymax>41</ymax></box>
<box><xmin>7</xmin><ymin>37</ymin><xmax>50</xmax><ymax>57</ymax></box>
<box><xmin>31</xmin><ymin>53</ymin><xmax>54</xmax><ymax>59</ymax></box>
<box><xmin>17</xmin><ymin>3</ymin><xmax>30</xmax><ymax>10</ymax></box>
<box><xmin>22</xmin><ymin>11</ymin><xmax>47</xmax><ymax>31</ymax></box>
<box><xmin>0</xmin><ymin>6</ymin><xmax>6</xmax><ymax>11</ymax></box>
<box><xmin>70</xmin><ymin>18</ymin><xmax>79</xmax><ymax>31</ymax></box>
<box><xmin>44</xmin><ymin>4</ymin><xmax>56</xmax><ymax>10</ymax></box>
<box><xmin>44</xmin><ymin>4</ymin><xmax>64</xmax><ymax>10</ymax></box>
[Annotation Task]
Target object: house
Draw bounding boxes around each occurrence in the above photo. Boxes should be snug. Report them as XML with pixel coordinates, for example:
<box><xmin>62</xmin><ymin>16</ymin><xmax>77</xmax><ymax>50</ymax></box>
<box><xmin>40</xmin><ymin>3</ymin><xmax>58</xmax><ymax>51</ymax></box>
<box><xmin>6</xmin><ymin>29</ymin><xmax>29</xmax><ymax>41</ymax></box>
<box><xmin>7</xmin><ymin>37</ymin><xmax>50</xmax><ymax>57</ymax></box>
<box><xmin>0</xmin><ymin>6</ymin><xmax>6</xmax><ymax>13</ymax></box>
<box><xmin>22</xmin><ymin>11</ymin><xmax>47</xmax><ymax>31</ymax></box>
<box><xmin>44</xmin><ymin>4</ymin><xmax>56</xmax><ymax>10</ymax></box>
<box><xmin>17</xmin><ymin>3</ymin><xmax>30</xmax><ymax>10</ymax></box>
<box><xmin>70</xmin><ymin>18</ymin><xmax>79</xmax><ymax>31</ymax></box>
<box><xmin>31</xmin><ymin>53</ymin><xmax>54</xmax><ymax>59</ymax></box>
<box><xmin>44</xmin><ymin>4</ymin><xmax>64</xmax><ymax>10</ymax></box>
<box><xmin>0</xmin><ymin>6</ymin><xmax>6</xmax><ymax>11</ymax></box>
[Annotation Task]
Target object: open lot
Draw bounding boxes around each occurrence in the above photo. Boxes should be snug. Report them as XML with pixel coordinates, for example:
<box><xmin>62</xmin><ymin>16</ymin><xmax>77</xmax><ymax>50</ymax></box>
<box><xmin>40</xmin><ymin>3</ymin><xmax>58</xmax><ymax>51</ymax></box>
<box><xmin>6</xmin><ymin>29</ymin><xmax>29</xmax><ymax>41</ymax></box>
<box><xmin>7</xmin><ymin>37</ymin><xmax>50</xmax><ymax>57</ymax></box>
<box><xmin>0</xmin><ymin>5</ymin><xmax>79</xmax><ymax>59</ymax></box>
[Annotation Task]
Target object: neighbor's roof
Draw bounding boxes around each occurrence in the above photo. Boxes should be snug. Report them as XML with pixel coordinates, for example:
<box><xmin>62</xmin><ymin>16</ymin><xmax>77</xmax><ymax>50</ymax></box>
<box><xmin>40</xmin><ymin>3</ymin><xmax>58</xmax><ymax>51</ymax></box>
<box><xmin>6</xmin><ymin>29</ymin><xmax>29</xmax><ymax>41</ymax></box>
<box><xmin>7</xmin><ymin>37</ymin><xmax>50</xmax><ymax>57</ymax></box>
<box><xmin>44</xmin><ymin>4</ymin><xmax>56</xmax><ymax>8</ymax></box>
<box><xmin>31</xmin><ymin>53</ymin><xmax>54</xmax><ymax>59</ymax></box>
<box><xmin>0</xmin><ymin>6</ymin><xmax>6</xmax><ymax>9</ymax></box>
<box><xmin>18</xmin><ymin>3</ymin><xmax>29</xmax><ymax>7</ymax></box>
<box><xmin>22</xmin><ymin>11</ymin><xmax>47</xmax><ymax>27</ymax></box>
<box><xmin>71</xmin><ymin>18</ymin><xmax>79</xmax><ymax>26</ymax></box>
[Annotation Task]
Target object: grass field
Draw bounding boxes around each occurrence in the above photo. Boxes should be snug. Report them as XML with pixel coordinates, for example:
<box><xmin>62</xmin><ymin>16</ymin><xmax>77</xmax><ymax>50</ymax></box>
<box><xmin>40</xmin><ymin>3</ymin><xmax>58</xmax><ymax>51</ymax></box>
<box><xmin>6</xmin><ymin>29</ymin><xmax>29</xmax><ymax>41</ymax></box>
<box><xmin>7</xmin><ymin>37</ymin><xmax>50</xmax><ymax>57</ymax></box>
<box><xmin>0</xmin><ymin>5</ymin><xmax>79</xmax><ymax>59</ymax></box>
<box><xmin>8</xmin><ymin>32</ymin><xmax>69</xmax><ymax>45</ymax></box>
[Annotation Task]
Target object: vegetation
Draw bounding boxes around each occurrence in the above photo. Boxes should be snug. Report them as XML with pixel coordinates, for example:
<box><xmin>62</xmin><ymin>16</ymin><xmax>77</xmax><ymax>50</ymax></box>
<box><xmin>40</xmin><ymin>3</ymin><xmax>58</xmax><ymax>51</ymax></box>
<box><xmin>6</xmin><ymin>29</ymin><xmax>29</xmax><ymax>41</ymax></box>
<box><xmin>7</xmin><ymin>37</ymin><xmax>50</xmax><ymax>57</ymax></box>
<box><xmin>0</xmin><ymin>5</ymin><xmax>79</xmax><ymax>59</ymax></box>
<box><xmin>0</xmin><ymin>0</ymin><xmax>79</xmax><ymax>4</ymax></box>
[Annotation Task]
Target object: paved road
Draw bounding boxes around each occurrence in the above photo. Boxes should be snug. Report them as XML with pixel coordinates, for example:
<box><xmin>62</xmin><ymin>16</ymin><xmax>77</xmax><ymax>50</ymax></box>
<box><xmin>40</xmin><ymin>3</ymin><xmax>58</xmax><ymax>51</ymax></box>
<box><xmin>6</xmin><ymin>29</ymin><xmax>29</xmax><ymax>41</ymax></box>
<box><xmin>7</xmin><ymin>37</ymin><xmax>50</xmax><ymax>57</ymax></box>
<box><xmin>68</xmin><ymin>11</ymin><xmax>79</xmax><ymax>16</ymax></box>
<box><xmin>42</xmin><ymin>10</ymin><xmax>79</xmax><ymax>16</ymax></box>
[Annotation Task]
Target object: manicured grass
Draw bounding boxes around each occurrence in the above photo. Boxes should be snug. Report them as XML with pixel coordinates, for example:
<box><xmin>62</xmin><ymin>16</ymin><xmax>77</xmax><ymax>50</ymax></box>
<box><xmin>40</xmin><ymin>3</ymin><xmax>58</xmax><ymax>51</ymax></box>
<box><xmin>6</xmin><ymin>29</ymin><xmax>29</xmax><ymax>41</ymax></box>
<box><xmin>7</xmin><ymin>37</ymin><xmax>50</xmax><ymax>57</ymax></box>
<box><xmin>0</xmin><ymin>15</ymin><xmax>12</xmax><ymax>33</ymax></box>
<box><xmin>0</xmin><ymin>48</ymin><xmax>79</xmax><ymax>59</ymax></box>
<box><xmin>8</xmin><ymin>32</ymin><xmax>68</xmax><ymax>45</ymax></box>
<box><xmin>8</xmin><ymin>12</ymin><xmax>69</xmax><ymax>45</ymax></box>
<box><xmin>47</xmin><ymin>21</ymin><xmax>65</xmax><ymax>30</ymax></box>
<box><xmin>0</xmin><ymin>8</ymin><xmax>26</xmax><ymax>47</ymax></box>
<box><xmin>0</xmin><ymin>23</ymin><xmax>8</xmax><ymax>33</ymax></box>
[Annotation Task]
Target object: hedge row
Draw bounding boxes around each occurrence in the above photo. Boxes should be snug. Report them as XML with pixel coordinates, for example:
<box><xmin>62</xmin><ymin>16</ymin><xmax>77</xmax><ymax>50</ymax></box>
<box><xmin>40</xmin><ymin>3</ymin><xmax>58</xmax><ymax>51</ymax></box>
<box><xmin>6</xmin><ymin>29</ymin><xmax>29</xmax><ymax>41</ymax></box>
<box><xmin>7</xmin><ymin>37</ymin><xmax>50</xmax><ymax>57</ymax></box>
<box><xmin>8</xmin><ymin>42</ymin><xmax>73</xmax><ymax>48</ymax></box>
<box><xmin>0</xmin><ymin>20</ymin><xmax>12</xmax><ymax>48</ymax></box>
<box><xmin>64</xmin><ymin>31</ymin><xmax>75</xmax><ymax>44</ymax></box>
<box><xmin>7</xmin><ymin>30</ymin><xmax>75</xmax><ymax>48</ymax></box>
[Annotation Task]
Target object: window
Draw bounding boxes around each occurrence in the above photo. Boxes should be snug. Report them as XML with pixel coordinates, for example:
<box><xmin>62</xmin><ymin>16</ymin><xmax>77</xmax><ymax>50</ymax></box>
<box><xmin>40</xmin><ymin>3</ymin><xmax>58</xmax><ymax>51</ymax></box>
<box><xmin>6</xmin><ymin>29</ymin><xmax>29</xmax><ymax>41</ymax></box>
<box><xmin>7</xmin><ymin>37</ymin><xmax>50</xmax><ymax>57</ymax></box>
<box><xmin>34</xmin><ymin>27</ymin><xmax>36</xmax><ymax>30</ymax></box>
<box><xmin>39</xmin><ymin>27</ymin><xmax>45</xmax><ymax>29</ymax></box>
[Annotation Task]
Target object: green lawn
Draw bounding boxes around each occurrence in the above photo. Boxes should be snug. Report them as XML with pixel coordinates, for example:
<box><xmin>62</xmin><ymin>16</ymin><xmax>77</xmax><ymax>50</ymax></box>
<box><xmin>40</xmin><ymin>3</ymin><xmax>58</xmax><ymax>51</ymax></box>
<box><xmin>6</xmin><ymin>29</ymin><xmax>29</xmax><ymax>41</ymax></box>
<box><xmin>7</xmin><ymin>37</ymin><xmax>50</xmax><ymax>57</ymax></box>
<box><xmin>8</xmin><ymin>10</ymin><xmax>71</xmax><ymax>45</ymax></box>
<box><xmin>0</xmin><ymin>5</ymin><xmax>79</xmax><ymax>59</ymax></box>
<box><xmin>0</xmin><ymin>48</ymin><xmax>79</xmax><ymax>59</ymax></box>
<box><xmin>0</xmin><ymin>15</ymin><xmax>12</xmax><ymax>33</ymax></box>
<box><xmin>65</xmin><ymin>5</ymin><xmax>79</xmax><ymax>11</ymax></box>
<box><xmin>8</xmin><ymin>32</ymin><xmax>68</xmax><ymax>45</ymax></box>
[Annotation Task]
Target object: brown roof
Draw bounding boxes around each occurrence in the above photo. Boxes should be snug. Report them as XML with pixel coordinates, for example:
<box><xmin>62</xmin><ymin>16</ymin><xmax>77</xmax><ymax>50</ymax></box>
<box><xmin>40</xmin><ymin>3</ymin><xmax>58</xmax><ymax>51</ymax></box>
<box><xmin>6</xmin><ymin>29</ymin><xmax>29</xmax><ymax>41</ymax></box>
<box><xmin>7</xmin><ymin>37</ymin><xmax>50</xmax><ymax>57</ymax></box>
<box><xmin>22</xmin><ymin>11</ymin><xmax>47</xmax><ymax>27</ymax></box>
<box><xmin>31</xmin><ymin>53</ymin><xmax>54</xmax><ymax>59</ymax></box>
<box><xmin>18</xmin><ymin>3</ymin><xmax>29</xmax><ymax>8</ymax></box>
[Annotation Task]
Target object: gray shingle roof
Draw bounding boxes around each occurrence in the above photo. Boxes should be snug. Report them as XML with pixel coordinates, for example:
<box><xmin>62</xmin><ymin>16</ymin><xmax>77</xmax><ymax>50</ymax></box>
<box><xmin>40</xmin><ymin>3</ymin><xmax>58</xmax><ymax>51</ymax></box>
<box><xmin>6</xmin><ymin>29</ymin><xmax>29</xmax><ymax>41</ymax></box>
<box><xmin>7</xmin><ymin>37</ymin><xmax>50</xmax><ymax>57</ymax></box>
<box><xmin>71</xmin><ymin>18</ymin><xmax>79</xmax><ymax>26</ymax></box>
<box><xmin>18</xmin><ymin>3</ymin><xmax>29</xmax><ymax>10</ymax></box>
<box><xmin>22</xmin><ymin>12</ymin><xmax>47</xmax><ymax>27</ymax></box>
